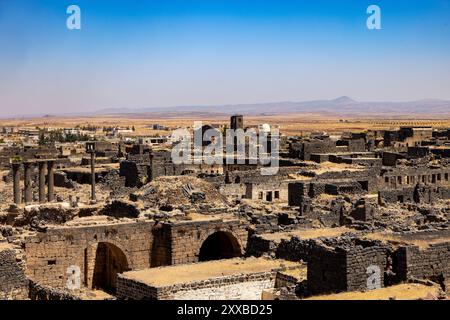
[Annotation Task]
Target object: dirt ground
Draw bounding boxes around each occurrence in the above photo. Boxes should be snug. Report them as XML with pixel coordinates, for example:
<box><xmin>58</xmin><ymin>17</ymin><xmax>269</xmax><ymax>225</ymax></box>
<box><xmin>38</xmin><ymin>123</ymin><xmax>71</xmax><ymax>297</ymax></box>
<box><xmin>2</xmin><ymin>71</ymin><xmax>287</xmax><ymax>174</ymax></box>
<box><xmin>2</xmin><ymin>115</ymin><xmax>450</xmax><ymax>136</ymax></box>
<box><xmin>261</xmin><ymin>227</ymin><xmax>353</xmax><ymax>242</ymax></box>
<box><xmin>305</xmin><ymin>283</ymin><xmax>442</xmax><ymax>300</ymax></box>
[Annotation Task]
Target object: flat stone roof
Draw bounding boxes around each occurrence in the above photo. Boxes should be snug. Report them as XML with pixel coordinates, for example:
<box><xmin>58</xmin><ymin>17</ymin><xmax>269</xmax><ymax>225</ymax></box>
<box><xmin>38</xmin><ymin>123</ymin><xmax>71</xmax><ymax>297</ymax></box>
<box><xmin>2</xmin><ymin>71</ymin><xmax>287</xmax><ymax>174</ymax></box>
<box><xmin>261</xmin><ymin>227</ymin><xmax>353</xmax><ymax>242</ymax></box>
<box><xmin>121</xmin><ymin>257</ymin><xmax>300</xmax><ymax>287</ymax></box>
<box><xmin>364</xmin><ymin>229</ymin><xmax>450</xmax><ymax>249</ymax></box>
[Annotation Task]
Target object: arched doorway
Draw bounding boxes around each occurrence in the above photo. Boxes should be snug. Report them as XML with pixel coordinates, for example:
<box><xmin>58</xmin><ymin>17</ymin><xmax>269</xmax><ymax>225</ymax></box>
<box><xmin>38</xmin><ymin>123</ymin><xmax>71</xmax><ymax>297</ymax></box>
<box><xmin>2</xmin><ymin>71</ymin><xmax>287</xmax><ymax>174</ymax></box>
<box><xmin>92</xmin><ymin>242</ymin><xmax>129</xmax><ymax>293</ymax></box>
<box><xmin>198</xmin><ymin>231</ymin><xmax>242</xmax><ymax>262</ymax></box>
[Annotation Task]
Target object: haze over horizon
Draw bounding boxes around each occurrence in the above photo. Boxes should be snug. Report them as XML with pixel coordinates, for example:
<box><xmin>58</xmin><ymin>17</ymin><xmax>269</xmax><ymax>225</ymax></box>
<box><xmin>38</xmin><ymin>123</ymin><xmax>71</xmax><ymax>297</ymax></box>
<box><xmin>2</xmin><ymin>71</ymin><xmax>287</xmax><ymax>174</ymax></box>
<box><xmin>1</xmin><ymin>0</ymin><xmax>450</xmax><ymax>117</ymax></box>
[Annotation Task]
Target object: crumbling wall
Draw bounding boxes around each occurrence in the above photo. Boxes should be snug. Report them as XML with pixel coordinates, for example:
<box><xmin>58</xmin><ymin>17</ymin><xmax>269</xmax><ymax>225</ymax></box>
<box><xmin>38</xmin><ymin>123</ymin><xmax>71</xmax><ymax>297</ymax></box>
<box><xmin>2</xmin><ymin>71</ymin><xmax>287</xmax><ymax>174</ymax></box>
<box><xmin>120</xmin><ymin>160</ymin><xmax>149</xmax><ymax>187</ymax></box>
<box><xmin>276</xmin><ymin>238</ymin><xmax>315</xmax><ymax>262</ymax></box>
<box><xmin>28</xmin><ymin>280</ymin><xmax>81</xmax><ymax>300</ymax></box>
<box><xmin>117</xmin><ymin>270</ymin><xmax>278</xmax><ymax>300</ymax></box>
<box><xmin>307</xmin><ymin>244</ymin><xmax>347</xmax><ymax>295</ymax></box>
<box><xmin>150</xmin><ymin>223</ymin><xmax>172</xmax><ymax>267</ymax></box>
<box><xmin>288</xmin><ymin>183</ymin><xmax>309</xmax><ymax>206</ymax></box>
<box><xmin>246</xmin><ymin>234</ymin><xmax>278</xmax><ymax>258</ymax></box>
<box><xmin>379</xmin><ymin>185</ymin><xmax>450</xmax><ymax>204</ymax></box>
<box><xmin>0</xmin><ymin>247</ymin><xmax>29</xmax><ymax>300</ymax></box>
<box><xmin>23</xmin><ymin>218</ymin><xmax>249</xmax><ymax>289</ymax></box>
<box><xmin>54</xmin><ymin>171</ymin><xmax>77</xmax><ymax>189</ymax></box>
<box><xmin>169</xmin><ymin>219</ymin><xmax>248</xmax><ymax>265</ymax></box>
<box><xmin>24</xmin><ymin>221</ymin><xmax>154</xmax><ymax>289</ymax></box>
<box><xmin>394</xmin><ymin>242</ymin><xmax>450</xmax><ymax>282</ymax></box>
<box><xmin>290</xmin><ymin>139</ymin><xmax>337</xmax><ymax>161</ymax></box>
<box><xmin>98</xmin><ymin>200</ymin><xmax>140</xmax><ymax>218</ymax></box>
<box><xmin>307</xmin><ymin>239</ymin><xmax>388</xmax><ymax>295</ymax></box>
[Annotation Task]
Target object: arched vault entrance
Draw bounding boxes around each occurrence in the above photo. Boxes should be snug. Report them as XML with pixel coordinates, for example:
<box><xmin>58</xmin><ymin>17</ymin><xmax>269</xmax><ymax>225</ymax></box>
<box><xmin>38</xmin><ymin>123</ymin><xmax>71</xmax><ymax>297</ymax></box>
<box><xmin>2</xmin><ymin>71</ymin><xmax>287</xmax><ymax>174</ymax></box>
<box><xmin>92</xmin><ymin>242</ymin><xmax>129</xmax><ymax>293</ymax></box>
<box><xmin>198</xmin><ymin>231</ymin><xmax>242</xmax><ymax>262</ymax></box>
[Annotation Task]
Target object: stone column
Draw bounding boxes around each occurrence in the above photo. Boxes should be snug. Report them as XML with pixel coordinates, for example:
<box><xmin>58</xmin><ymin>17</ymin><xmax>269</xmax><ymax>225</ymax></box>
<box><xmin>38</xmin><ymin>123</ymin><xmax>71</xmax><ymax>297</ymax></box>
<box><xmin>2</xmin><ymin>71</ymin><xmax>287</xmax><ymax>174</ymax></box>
<box><xmin>12</xmin><ymin>163</ymin><xmax>21</xmax><ymax>205</ymax></box>
<box><xmin>47</xmin><ymin>161</ymin><xmax>55</xmax><ymax>202</ymax></box>
<box><xmin>24</xmin><ymin>162</ymin><xmax>32</xmax><ymax>204</ymax></box>
<box><xmin>90</xmin><ymin>152</ymin><xmax>96</xmax><ymax>201</ymax></box>
<box><xmin>38</xmin><ymin>161</ymin><xmax>46</xmax><ymax>203</ymax></box>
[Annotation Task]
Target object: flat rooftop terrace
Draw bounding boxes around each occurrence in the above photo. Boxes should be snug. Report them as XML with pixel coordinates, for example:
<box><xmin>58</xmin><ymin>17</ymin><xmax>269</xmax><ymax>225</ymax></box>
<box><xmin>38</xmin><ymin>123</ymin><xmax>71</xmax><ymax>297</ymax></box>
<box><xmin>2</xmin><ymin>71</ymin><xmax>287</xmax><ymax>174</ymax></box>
<box><xmin>261</xmin><ymin>227</ymin><xmax>353</xmax><ymax>242</ymax></box>
<box><xmin>122</xmin><ymin>257</ymin><xmax>299</xmax><ymax>287</ymax></box>
<box><xmin>364</xmin><ymin>229</ymin><xmax>450</xmax><ymax>249</ymax></box>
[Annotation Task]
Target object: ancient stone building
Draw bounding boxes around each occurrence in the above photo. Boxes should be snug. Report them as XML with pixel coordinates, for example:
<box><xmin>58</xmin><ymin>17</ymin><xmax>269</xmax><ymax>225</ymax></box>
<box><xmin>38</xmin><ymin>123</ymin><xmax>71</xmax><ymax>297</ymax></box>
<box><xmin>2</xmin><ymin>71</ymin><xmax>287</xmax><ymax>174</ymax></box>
<box><xmin>307</xmin><ymin>239</ymin><xmax>389</xmax><ymax>295</ymax></box>
<box><xmin>23</xmin><ymin>218</ymin><xmax>247</xmax><ymax>293</ymax></box>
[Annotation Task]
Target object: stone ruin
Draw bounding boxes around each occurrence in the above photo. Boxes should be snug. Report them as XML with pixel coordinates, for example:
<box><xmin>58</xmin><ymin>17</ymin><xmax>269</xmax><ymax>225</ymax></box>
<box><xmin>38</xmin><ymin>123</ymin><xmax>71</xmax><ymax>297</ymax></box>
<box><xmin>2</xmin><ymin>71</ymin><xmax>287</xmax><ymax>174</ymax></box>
<box><xmin>0</xmin><ymin>120</ymin><xmax>450</xmax><ymax>300</ymax></box>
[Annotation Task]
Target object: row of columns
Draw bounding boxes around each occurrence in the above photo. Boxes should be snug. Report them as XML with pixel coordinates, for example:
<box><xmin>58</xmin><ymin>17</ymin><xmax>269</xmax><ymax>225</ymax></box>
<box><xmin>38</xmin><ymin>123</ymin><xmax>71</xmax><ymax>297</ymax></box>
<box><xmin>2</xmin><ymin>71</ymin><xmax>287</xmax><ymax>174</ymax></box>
<box><xmin>12</xmin><ymin>160</ymin><xmax>55</xmax><ymax>205</ymax></box>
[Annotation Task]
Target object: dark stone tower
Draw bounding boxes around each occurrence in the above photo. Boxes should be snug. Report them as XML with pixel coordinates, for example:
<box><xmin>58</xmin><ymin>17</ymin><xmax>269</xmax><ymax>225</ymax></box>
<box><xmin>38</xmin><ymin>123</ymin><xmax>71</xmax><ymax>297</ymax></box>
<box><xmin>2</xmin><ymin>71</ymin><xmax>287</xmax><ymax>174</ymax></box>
<box><xmin>230</xmin><ymin>115</ymin><xmax>244</xmax><ymax>131</ymax></box>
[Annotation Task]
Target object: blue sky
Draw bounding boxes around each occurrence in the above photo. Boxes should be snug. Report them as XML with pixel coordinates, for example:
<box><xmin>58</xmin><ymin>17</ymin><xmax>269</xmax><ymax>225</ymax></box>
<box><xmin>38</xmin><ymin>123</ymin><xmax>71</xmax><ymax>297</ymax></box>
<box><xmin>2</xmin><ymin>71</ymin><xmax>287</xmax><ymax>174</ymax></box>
<box><xmin>0</xmin><ymin>0</ymin><xmax>449</xmax><ymax>116</ymax></box>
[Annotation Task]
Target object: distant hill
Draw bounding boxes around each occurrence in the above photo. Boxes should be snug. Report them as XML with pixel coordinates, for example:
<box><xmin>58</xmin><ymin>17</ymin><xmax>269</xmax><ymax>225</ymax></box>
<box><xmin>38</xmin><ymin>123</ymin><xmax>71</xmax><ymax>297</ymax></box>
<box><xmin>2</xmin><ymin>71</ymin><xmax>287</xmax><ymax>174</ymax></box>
<box><xmin>3</xmin><ymin>97</ymin><xmax>450</xmax><ymax>119</ymax></box>
<box><xmin>94</xmin><ymin>97</ymin><xmax>450</xmax><ymax>118</ymax></box>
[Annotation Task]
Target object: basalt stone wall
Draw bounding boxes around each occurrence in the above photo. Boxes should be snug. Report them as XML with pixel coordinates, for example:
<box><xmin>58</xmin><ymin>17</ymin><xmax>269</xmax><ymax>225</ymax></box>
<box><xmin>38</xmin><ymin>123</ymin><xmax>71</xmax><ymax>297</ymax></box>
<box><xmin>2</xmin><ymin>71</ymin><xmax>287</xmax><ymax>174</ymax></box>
<box><xmin>308</xmin><ymin>183</ymin><xmax>326</xmax><ymax>198</ymax></box>
<box><xmin>379</xmin><ymin>166</ymin><xmax>450</xmax><ymax>190</ymax></box>
<box><xmin>247</xmin><ymin>236</ymin><xmax>328</xmax><ymax>264</ymax></box>
<box><xmin>307</xmin><ymin>245</ymin><xmax>347</xmax><ymax>295</ymax></box>
<box><xmin>248</xmin><ymin>213</ymin><xmax>280</xmax><ymax>234</ymax></box>
<box><xmin>246</xmin><ymin>234</ymin><xmax>277</xmax><ymax>257</ymax></box>
<box><xmin>23</xmin><ymin>218</ymin><xmax>250</xmax><ymax>289</ymax></box>
<box><xmin>206</xmin><ymin>167</ymin><xmax>301</xmax><ymax>187</ymax></box>
<box><xmin>54</xmin><ymin>171</ymin><xmax>77</xmax><ymax>188</ymax></box>
<box><xmin>394</xmin><ymin>242</ymin><xmax>450</xmax><ymax>282</ymax></box>
<box><xmin>345</xmin><ymin>244</ymin><xmax>387</xmax><ymax>292</ymax></box>
<box><xmin>379</xmin><ymin>188</ymin><xmax>415</xmax><ymax>204</ymax></box>
<box><xmin>24</xmin><ymin>221</ymin><xmax>154</xmax><ymax>289</ymax></box>
<box><xmin>275</xmin><ymin>271</ymin><xmax>302</xmax><ymax>288</ymax></box>
<box><xmin>168</xmin><ymin>219</ymin><xmax>249</xmax><ymax>265</ymax></box>
<box><xmin>28</xmin><ymin>280</ymin><xmax>81</xmax><ymax>300</ymax></box>
<box><xmin>290</xmin><ymin>139</ymin><xmax>337</xmax><ymax>161</ymax></box>
<box><xmin>307</xmin><ymin>240</ymin><xmax>388</xmax><ymax>295</ymax></box>
<box><xmin>332</xmin><ymin>156</ymin><xmax>382</xmax><ymax>168</ymax></box>
<box><xmin>379</xmin><ymin>185</ymin><xmax>450</xmax><ymax>204</ymax></box>
<box><xmin>117</xmin><ymin>270</ymin><xmax>280</xmax><ymax>300</ymax></box>
<box><xmin>324</xmin><ymin>181</ymin><xmax>365</xmax><ymax>196</ymax></box>
<box><xmin>119</xmin><ymin>160</ymin><xmax>149</xmax><ymax>187</ymax></box>
<box><xmin>312</xmin><ymin>169</ymin><xmax>379</xmax><ymax>193</ymax></box>
<box><xmin>301</xmin><ymin>203</ymin><xmax>342</xmax><ymax>227</ymax></box>
<box><xmin>276</xmin><ymin>238</ymin><xmax>315</xmax><ymax>263</ymax></box>
<box><xmin>288</xmin><ymin>183</ymin><xmax>309</xmax><ymax>206</ymax></box>
<box><xmin>0</xmin><ymin>146</ymin><xmax>58</xmax><ymax>169</ymax></box>
<box><xmin>0</xmin><ymin>247</ymin><xmax>29</xmax><ymax>300</ymax></box>
<box><xmin>349</xmin><ymin>201</ymin><xmax>377</xmax><ymax>222</ymax></box>
<box><xmin>150</xmin><ymin>223</ymin><xmax>172</xmax><ymax>267</ymax></box>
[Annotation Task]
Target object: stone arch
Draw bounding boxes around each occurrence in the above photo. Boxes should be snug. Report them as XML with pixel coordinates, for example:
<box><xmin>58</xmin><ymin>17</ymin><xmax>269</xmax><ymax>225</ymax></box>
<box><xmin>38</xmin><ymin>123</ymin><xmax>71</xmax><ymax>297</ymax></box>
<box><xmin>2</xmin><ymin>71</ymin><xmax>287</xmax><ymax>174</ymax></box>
<box><xmin>198</xmin><ymin>230</ymin><xmax>242</xmax><ymax>262</ymax></box>
<box><xmin>92</xmin><ymin>242</ymin><xmax>130</xmax><ymax>293</ymax></box>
